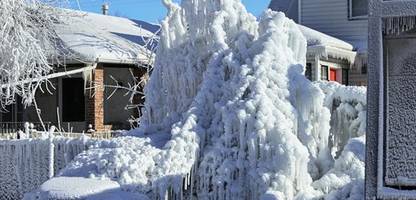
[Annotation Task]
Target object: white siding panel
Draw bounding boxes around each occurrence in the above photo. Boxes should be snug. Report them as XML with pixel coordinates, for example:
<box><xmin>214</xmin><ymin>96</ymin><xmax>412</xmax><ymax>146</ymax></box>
<box><xmin>300</xmin><ymin>0</ymin><xmax>368</xmax><ymax>43</ymax></box>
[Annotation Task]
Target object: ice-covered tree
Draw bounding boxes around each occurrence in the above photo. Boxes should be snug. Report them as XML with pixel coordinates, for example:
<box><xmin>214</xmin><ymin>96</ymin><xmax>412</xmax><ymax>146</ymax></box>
<box><xmin>0</xmin><ymin>0</ymin><xmax>63</xmax><ymax>108</ymax></box>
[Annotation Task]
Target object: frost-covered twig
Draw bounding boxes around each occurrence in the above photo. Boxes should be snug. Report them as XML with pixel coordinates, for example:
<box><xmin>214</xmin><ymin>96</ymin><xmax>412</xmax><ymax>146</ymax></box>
<box><xmin>0</xmin><ymin>0</ymin><xmax>66</xmax><ymax>107</ymax></box>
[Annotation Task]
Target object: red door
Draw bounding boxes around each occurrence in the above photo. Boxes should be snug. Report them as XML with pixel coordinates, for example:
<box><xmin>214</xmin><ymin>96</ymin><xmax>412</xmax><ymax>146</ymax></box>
<box><xmin>330</xmin><ymin>69</ymin><xmax>337</xmax><ymax>81</ymax></box>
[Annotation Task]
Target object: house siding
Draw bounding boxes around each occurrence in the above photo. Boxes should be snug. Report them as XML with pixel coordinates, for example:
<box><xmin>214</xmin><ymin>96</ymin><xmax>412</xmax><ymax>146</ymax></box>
<box><xmin>269</xmin><ymin>0</ymin><xmax>299</xmax><ymax>22</ymax></box>
<box><xmin>300</xmin><ymin>0</ymin><xmax>368</xmax><ymax>43</ymax></box>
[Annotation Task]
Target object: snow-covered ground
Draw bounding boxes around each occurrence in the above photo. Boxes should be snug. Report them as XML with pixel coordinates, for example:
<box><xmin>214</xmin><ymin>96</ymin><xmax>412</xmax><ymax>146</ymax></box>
<box><xmin>23</xmin><ymin>0</ymin><xmax>367</xmax><ymax>199</ymax></box>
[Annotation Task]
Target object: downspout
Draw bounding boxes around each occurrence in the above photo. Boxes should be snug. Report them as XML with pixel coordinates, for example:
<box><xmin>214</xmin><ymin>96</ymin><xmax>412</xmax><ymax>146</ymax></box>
<box><xmin>314</xmin><ymin>55</ymin><xmax>321</xmax><ymax>81</ymax></box>
<box><xmin>298</xmin><ymin>0</ymin><xmax>302</xmax><ymax>24</ymax></box>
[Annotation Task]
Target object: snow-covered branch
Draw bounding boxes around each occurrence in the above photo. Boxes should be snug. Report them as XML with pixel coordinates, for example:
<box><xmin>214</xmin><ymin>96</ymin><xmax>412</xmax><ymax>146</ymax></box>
<box><xmin>0</xmin><ymin>0</ymin><xmax>65</xmax><ymax>107</ymax></box>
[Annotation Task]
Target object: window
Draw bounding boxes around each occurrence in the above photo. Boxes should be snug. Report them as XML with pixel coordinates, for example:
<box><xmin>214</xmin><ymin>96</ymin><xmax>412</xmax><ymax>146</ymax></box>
<box><xmin>349</xmin><ymin>0</ymin><xmax>368</xmax><ymax>19</ymax></box>
<box><xmin>321</xmin><ymin>65</ymin><xmax>329</xmax><ymax>81</ymax></box>
<box><xmin>62</xmin><ymin>78</ymin><xmax>85</xmax><ymax>122</ymax></box>
<box><xmin>305</xmin><ymin>63</ymin><xmax>313</xmax><ymax>81</ymax></box>
<box><xmin>342</xmin><ymin>69</ymin><xmax>349</xmax><ymax>86</ymax></box>
<box><xmin>361</xmin><ymin>63</ymin><xmax>367</xmax><ymax>74</ymax></box>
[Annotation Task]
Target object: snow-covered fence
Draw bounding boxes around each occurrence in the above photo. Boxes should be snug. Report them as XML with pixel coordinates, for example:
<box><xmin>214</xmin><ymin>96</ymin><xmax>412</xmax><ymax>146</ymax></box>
<box><xmin>0</xmin><ymin>136</ymin><xmax>100</xmax><ymax>200</ymax></box>
<box><xmin>0</xmin><ymin>122</ymin><xmax>52</xmax><ymax>139</ymax></box>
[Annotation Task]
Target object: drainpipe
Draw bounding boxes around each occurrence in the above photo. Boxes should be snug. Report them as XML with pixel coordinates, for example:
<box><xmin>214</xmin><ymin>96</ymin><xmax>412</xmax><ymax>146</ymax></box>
<box><xmin>298</xmin><ymin>0</ymin><xmax>302</xmax><ymax>24</ymax></box>
<box><xmin>314</xmin><ymin>56</ymin><xmax>321</xmax><ymax>81</ymax></box>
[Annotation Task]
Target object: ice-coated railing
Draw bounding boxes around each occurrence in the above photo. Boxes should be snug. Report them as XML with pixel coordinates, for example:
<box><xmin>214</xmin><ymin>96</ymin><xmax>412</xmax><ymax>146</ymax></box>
<box><xmin>0</xmin><ymin>136</ymin><xmax>100</xmax><ymax>200</ymax></box>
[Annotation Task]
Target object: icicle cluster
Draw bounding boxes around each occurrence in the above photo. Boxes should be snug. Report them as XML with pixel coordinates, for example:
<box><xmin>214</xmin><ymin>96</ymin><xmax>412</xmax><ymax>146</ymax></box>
<box><xmin>383</xmin><ymin>16</ymin><xmax>416</xmax><ymax>35</ymax></box>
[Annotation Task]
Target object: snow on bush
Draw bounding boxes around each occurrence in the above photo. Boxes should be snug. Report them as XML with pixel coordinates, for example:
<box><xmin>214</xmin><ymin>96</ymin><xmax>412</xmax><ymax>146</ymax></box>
<box><xmin>59</xmin><ymin>136</ymin><xmax>162</xmax><ymax>191</ymax></box>
<box><xmin>316</xmin><ymin>82</ymin><xmax>367</xmax><ymax>159</ymax></box>
<box><xmin>29</xmin><ymin>0</ymin><xmax>367</xmax><ymax>199</ymax></box>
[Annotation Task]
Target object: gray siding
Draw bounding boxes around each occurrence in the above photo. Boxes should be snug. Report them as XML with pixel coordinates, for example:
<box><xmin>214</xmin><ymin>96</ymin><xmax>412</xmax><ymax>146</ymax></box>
<box><xmin>300</xmin><ymin>0</ymin><xmax>368</xmax><ymax>43</ymax></box>
<box><xmin>269</xmin><ymin>0</ymin><xmax>299</xmax><ymax>22</ymax></box>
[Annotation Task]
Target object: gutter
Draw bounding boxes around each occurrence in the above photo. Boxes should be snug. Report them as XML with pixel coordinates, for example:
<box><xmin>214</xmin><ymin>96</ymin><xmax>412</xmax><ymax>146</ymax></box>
<box><xmin>0</xmin><ymin>65</ymin><xmax>97</xmax><ymax>89</ymax></box>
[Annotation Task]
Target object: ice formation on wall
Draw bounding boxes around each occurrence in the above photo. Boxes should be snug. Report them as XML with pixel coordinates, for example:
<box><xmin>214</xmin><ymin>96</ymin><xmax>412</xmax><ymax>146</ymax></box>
<box><xmin>29</xmin><ymin>0</ymin><xmax>368</xmax><ymax>199</ymax></box>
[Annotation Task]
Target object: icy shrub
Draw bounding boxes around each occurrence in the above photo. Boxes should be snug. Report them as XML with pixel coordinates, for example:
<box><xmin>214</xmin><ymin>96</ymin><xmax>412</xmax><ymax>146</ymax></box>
<box><xmin>316</xmin><ymin>82</ymin><xmax>367</xmax><ymax>159</ymax></box>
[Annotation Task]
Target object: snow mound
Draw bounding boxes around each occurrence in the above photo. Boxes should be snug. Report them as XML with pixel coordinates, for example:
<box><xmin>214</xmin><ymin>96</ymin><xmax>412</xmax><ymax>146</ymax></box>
<box><xmin>33</xmin><ymin>0</ymin><xmax>367</xmax><ymax>199</ymax></box>
<box><xmin>59</xmin><ymin>136</ymin><xmax>162</xmax><ymax>191</ymax></box>
<box><xmin>24</xmin><ymin>177</ymin><xmax>148</xmax><ymax>200</ymax></box>
<box><xmin>312</xmin><ymin>136</ymin><xmax>365</xmax><ymax>200</ymax></box>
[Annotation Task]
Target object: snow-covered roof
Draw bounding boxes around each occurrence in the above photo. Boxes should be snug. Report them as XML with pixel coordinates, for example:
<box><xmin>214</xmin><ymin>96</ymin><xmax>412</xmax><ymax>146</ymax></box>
<box><xmin>54</xmin><ymin>10</ymin><xmax>160</xmax><ymax>64</ymax></box>
<box><xmin>299</xmin><ymin>25</ymin><xmax>356</xmax><ymax>63</ymax></box>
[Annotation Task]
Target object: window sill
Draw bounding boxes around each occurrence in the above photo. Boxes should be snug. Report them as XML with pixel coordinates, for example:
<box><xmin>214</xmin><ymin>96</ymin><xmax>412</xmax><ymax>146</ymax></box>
<box><xmin>348</xmin><ymin>15</ymin><xmax>368</xmax><ymax>21</ymax></box>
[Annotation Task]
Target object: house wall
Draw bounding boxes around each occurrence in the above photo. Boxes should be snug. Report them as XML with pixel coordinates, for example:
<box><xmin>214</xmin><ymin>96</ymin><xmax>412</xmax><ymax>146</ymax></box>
<box><xmin>103</xmin><ymin>66</ymin><xmax>137</xmax><ymax>130</ymax></box>
<box><xmin>268</xmin><ymin>0</ymin><xmax>299</xmax><ymax>22</ymax></box>
<box><xmin>299</xmin><ymin>0</ymin><xmax>368</xmax><ymax>43</ymax></box>
<box><xmin>86</xmin><ymin>65</ymin><xmax>106</xmax><ymax>132</ymax></box>
<box><xmin>269</xmin><ymin>0</ymin><xmax>368</xmax><ymax>42</ymax></box>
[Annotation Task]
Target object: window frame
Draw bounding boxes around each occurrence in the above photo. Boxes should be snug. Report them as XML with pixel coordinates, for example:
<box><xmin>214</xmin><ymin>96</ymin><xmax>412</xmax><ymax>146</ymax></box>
<box><xmin>348</xmin><ymin>0</ymin><xmax>368</xmax><ymax>20</ymax></box>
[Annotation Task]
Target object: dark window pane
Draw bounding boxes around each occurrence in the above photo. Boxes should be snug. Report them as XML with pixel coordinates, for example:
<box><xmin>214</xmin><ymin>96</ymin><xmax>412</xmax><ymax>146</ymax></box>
<box><xmin>1</xmin><ymin>105</ymin><xmax>13</xmax><ymax>122</ymax></box>
<box><xmin>321</xmin><ymin>65</ymin><xmax>329</xmax><ymax>81</ymax></box>
<box><xmin>305</xmin><ymin>63</ymin><xmax>312</xmax><ymax>80</ymax></box>
<box><xmin>361</xmin><ymin>64</ymin><xmax>367</xmax><ymax>74</ymax></box>
<box><xmin>342</xmin><ymin>69</ymin><xmax>349</xmax><ymax>86</ymax></box>
<box><xmin>62</xmin><ymin>78</ymin><xmax>85</xmax><ymax>122</ymax></box>
<box><xmin>351</xmin><ymin>0</ymin><xmax>368</xmax><ymax>17</ymax></box>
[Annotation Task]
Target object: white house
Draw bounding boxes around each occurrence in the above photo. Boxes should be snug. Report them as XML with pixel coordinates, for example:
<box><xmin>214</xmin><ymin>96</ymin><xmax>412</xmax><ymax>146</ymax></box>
<box><xmin>300</xmin><ymin>25</ymin><xmax>356</xmax><ymax>84</ymax></box>
<box><xmin>269</xmin><ymin>0</ymin><xmax>368</xmax><ymax>86</ymax></box>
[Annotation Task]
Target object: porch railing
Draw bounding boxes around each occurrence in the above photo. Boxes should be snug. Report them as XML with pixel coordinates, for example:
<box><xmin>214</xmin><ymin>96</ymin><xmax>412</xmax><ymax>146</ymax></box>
<box><xmin>0</xmin><ymin>122</ymin><xmax>51</xmax><ymax>139</ymax></box>
<box><xmin>0</xmin><ymin>122</ymin><xmax>115</xmax><ymax>140</ymax></box>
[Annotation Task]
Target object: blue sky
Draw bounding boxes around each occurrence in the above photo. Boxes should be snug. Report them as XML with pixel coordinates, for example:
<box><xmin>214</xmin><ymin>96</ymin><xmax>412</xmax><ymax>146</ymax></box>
<box><xmin>68</xmin><ymin>0</ymin><xmax>271</xmax><ymax>23</ymax></box>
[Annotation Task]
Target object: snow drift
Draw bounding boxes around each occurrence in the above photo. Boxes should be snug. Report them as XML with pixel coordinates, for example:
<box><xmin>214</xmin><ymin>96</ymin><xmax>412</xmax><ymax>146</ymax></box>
<box><xmin>26</xmin><ymin>0</ymin><xmax>367</xmax><ymax>199</ymax></box>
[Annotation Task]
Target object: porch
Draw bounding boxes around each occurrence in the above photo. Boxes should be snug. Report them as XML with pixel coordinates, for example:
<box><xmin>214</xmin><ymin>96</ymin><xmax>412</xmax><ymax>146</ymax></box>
<box><xmin>0</xmin><ymin>63</ymin><xmax>144</xmax><ymax>136</ymax></box>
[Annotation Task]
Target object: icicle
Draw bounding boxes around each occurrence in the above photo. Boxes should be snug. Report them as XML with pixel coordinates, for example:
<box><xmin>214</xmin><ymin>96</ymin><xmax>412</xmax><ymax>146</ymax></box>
<box><xmin>383</xmin><ymin>16</ymin><xmax>416</xmax><ymax>35</ymax></box>
<box><xmin>82</xmin><ymin>63</ymin><xmax>97</xmax><ymax>94</ymax></box>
